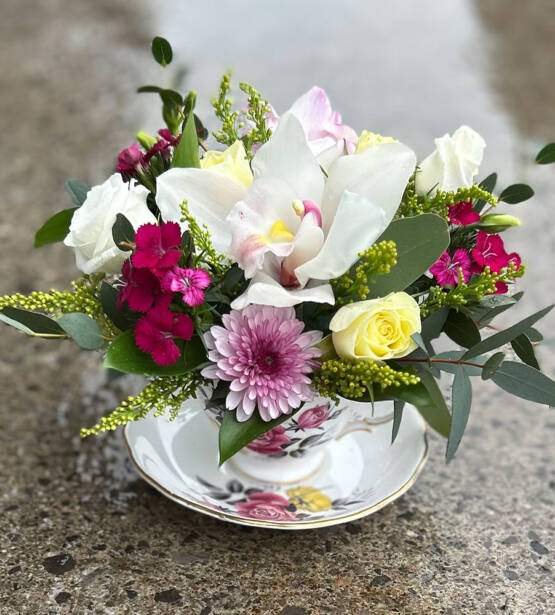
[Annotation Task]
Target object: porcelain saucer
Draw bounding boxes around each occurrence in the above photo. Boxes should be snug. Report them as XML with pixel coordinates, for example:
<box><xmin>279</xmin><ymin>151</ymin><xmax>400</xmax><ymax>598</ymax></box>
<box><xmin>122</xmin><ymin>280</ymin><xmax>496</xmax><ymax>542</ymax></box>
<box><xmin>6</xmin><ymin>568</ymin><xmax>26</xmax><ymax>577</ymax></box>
<box><xmin>123</xmin><ymin>403</ymin><xmax>428</xmax><ymax>530</ymax></box>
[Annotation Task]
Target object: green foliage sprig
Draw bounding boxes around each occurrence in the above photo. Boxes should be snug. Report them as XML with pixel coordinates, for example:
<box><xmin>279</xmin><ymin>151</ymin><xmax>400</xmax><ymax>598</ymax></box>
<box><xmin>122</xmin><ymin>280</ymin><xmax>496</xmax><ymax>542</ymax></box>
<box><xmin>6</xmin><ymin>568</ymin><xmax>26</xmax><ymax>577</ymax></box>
<box><xmin>238</xmin><ymin>81</ymin><xmax>274</xmax><ymax>158</ymax></box>
<box><xmin>420</xmin><ymin>262</ymin><xmax>525</xmax><ymax>317</ymax></box>
<box><xmin>212</xmin><ymin>73</ymin><xmax>240</xmax><ymax>147</ymax></box>
<box><xmin>313</xmin><ymin>359</ymin><xmax>420</xmax><ymax>403</ymax></box>
<box><xmin>81</xmin><ymin>373</ymin><xmax>206</xmax><ymax>436</ymax></box>
<box><xmin>331</xmin><ymin>240</ymin><xmax>398</xmax><ymax>306</ymax></box>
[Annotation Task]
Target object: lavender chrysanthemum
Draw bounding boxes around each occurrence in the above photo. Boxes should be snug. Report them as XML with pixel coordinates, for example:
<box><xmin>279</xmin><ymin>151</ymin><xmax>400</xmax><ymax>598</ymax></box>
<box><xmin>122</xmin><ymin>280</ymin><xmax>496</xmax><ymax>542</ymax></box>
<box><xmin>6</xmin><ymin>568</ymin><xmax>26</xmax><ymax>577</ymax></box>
<box><xmin>202</xmin><ymin>305</ymin><xmax>322</xmax><ymax>422</ymax></box>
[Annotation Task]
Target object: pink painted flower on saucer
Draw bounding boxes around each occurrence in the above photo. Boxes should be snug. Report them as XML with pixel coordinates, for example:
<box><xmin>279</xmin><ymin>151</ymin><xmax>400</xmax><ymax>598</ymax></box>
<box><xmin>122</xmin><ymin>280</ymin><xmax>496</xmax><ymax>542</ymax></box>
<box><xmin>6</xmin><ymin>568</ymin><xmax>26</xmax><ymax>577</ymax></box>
<box><xmin>132</xmin><ymin>222</ymin><xmax>182</xmax><ymax>275</ymax></box>
<box><xmin>134</xmin><ymin>300</ymin><xmax>194</xmax><ymax>366</ymax></box>
<box><xmin>202</xmin><ymin>305</ymin><xmax>322</xmax><ymax>422</ymax></box>
<box><xmin>297</xmin><ymin>404</ymin><xmax>330</xmax><ymax>430</ymax></box>
<box><xmin>246</xmin><ymin>425</ymin><xmax>290</xmax><ymax>455</ymax></box>
<box><xmin>162</xmin><ymin>267</ymin><xmax>211</xmax><ymax>307</ymax></box>
<box><xmin>447</xmin><ymin>200</ymin><xmax>480</xmax><ymax>226</ymax></box>
<box><xmin>430</xmin><ymin>249</ymin><xmax>472</xmax><ymax>287</ymax></box>
<box><xmin>235</xmin><ymin>492</ymin><xmax>296</xmax><ymax>521</ymax></box>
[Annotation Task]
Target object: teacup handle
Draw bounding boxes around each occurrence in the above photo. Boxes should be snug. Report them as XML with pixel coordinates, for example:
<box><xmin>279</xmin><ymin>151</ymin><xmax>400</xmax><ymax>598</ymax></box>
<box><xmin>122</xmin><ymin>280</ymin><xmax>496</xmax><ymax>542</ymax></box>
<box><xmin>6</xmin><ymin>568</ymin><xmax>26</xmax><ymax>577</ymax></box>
<box><xmin>335</xmin><ymin>400</ymin><xmax>394</xmax><ymax>440</ymax></box>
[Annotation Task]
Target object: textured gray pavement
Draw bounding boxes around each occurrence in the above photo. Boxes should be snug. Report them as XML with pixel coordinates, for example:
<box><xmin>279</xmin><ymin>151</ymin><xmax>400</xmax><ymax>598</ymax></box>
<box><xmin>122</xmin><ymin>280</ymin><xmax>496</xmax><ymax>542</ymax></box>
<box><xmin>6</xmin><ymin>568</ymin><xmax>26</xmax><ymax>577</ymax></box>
<box><xmin>0</xmin><ymin>1</ymin><xmax>553</xmax><ymax>613</ymax></box>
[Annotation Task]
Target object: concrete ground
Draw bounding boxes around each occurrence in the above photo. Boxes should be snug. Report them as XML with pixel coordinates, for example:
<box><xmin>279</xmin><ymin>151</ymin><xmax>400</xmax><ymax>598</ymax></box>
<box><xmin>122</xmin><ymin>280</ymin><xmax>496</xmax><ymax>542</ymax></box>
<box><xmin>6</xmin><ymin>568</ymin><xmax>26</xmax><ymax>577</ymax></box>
<box><xmin>0</xmin><ymin>1</ymin><xmax>553</xmax><ymax>613</ymax></box>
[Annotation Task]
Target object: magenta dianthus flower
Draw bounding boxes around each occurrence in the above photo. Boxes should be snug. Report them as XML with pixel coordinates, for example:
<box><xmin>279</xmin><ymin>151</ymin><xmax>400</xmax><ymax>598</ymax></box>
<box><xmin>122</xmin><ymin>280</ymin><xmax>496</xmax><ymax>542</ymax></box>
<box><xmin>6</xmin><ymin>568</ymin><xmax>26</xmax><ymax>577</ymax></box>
<box><xmin>448</xmin><ymin>200</ymin><xmax>480</xmax><ymax>226</ymax></box>
<box><xmin>115</xmin><ymin>143</ymin><xmax>144</xmax><ymax>180</ymax></box>
<box><xmin>430</xmin><ymin>249</ymin><xmax>472</xmax><ymax>287</ymax></box>
<box><xmin>162</xmin><ymin>267</ymin><xmax>211</xmax><ymax>307</ymax></box>
<box><xmin>202</xmin><ymin>305</ymin><xmax>322</xmax><ymax>422</ymax></box>
<box><xmin>132</xmin><ymin>222</ymin><xmax>182</xmax><ymax>275</ymax></box>
<box><xmin>134</xmin><ymin>300</ymin><xmax>194</xmax><ymax>366</ymax></box>
<box><xmin>117</xmin><ymin>260</ymin><xmax>162</xmax><ymax>312</ymax></box>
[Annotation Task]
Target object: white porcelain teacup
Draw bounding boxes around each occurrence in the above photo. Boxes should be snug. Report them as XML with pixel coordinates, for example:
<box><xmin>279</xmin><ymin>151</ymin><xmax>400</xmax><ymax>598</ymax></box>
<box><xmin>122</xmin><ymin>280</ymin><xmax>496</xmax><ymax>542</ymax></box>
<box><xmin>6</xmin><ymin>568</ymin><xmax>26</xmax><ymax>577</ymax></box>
<box><xmin>204</xmin><ymin>395</ymin><xmax>394</xmax><ymax>484</ymax></box>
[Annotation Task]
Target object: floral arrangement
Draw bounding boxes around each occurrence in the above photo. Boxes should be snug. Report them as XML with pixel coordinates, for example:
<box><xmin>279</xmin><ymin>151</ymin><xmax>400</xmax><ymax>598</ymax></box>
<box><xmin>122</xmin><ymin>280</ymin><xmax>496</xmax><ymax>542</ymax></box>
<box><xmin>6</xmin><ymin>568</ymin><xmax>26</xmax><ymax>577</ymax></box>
<box><xmin>2</xmin><ymin>37</ymin><xmax>554</xmax><ymax>465</ymax></box>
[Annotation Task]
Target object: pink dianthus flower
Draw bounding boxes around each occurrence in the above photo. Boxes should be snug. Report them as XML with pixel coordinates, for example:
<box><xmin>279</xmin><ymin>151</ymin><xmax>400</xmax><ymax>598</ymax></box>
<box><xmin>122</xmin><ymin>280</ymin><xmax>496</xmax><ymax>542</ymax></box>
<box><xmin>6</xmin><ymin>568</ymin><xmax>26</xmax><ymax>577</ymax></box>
<box><xmin>430</xmin><ymin>249</ymin><xmax>472</xmax><ymax>287</ymax></box>
<box><xmin>162</xmin><ymin>267</ymin><xmax>211</xmax><ymax>307</ymax></box>
<box><xmin>132</xmin><ymin>222</ymin><xmax>182</xmax><ymax>275</ymax></box>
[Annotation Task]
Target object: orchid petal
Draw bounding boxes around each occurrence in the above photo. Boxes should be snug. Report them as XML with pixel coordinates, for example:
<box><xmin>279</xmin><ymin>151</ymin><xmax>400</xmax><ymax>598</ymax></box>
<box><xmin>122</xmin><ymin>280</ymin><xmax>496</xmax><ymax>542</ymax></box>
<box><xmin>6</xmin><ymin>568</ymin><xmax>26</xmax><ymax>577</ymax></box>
<box><xmin>252</xmin><ymin>113</ymin><xmax>324</xmax><ymax>203</ymax></box>
<box><xmin>281</xmin><ymin>214</ymin><xmax>325</xmax><ymax>286</ymax></box>
<box><xmin>231</xmin><ymin>269</ymin><xmax>335</xmax><ymax>309</ymax></box>
<box><xmin>156</xmin><ymin>167</ymin><xmax>247</xmax><ymax>254</ymax></box>
<box><xmin>295</xmin><ymin>191</ymin><xmax>387</xmax><ymax>285</ymax></box>
<box><xmin>321</xmin><ymin>142</ymin><xmax>416</xmax><ymax>234</ymax></box>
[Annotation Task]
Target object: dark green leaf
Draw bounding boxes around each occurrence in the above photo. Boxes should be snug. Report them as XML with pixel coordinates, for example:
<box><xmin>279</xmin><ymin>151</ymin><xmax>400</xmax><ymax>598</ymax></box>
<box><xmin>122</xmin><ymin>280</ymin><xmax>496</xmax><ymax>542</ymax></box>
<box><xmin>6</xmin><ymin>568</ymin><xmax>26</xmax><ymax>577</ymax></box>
<box><xmin>412</xmin><ymin>371</ymin><xmax>451</xmax><ymax>438</ymax></box>
<box><xmin>0</xmin><ymin>307</ymin><xmax>64</xmax><ymax>335</ymax></box>
<box><xmin>499</xmin><ymin>183</ymin><xmax>534</xmax><ymax>204</ymax></box>
<box><xmin>159</xmin><ymin>89</ymin><xmax>183</xmax><ymax>108</ymax></box>
<box><xmin>34</xmin><ymin>208</ymin><xmax>77</xmax><ymax>247</ymax></box>
<box><xmin>137</xmin><ymin>85</ymin><xmax>163</xmax><ymax>94</ymax></box>
<box><xmin>370</xmin><ymin>214</ymin><xmax>450</xmax><ymax>298</ymax></box>
<box><xmin>112</xmin><ymin>214</ymin><xmax>135</xmax><ymax>251</ymax></box>
<box><xmin>433</xmin><ymin>351</ymin><xmax>487</xmax><ymax>377</ymax></box>
<box><xmin>463</xmin><ymin>305</ymin><xmax>553</xmax><ymax>359</ymax></box>
<box><xmin>526</xmin><ymin>327</ymin><xmax>543</xmax><ymax>343</ymax></box>
<box><xmin>219</xmin><ymin>410</ymin><xmax>296</xmax><ymax>464</ymax></box>
<box><xmin>511</xmin><ymin>334</ymin><xmax>539</xmax><ymax>370</ymax></box>
<box><xmin>411</xmin><ymin>333</ymin><xmax>428</xmax><ymax>354</ymax></box>
<box><xmin>421</xmin><ymin>307</ymin><xmax>449</xmax><ymax>343</ymax></box>
<box><xmin>65</xmin><ymin>179</ymin><xmax>90</xmax><ymax>206</ymax></box>
<box><xmin>183</xmin><ymin>91</ymin><xmax>197</xmax><ymax>115</ymax></box>
<box><xmin>491</xmin><ymin>361</ymin><xmax>555</xmax><ymax>406</ymax></box>
<box><xmin>56</xmin><ymin>313</ymin><xmax>104</xmax><ymax>350</ymax></box>
<box><xmin>535</xmin><ymin>143</ymin><xmax>555</xmax><ymax>164</ymax></box>
<box><xmin>446</xmin><ymin>367</ymin><xmax>472</xmax><ymax>462</ymax></box>
<box><xmin>469</xmin><ymin>292</ymin><xmax>521</xmax><ymax>324</ymax></box>
<box><xmin>473</xmin><ymin>173</ymin><xmax>497</xmax><ymax>213</ymax></box>
<box><xmin>151</xmin><ymin>36</ymin><xmax>173</xmax><ymax>67</ymax></box>
<box><xmin>103</xmin><ymin>329</ymin><xmax>206</xmax><ymax>376</ymax></box>
<box><xmin>481</xmin><ymin>352</ymin><xmax>505</xmax><ymax>380</ymax></box>
<box><xmin>392</xmin><ymin>400</ymin><xmax>405</xmax><ymax>444</ymax></box>
<box><xmin>203</xmin><ymin>288</ymin><xmax>230</xmax><ymax>305</ymax></box>
<box><xmin>444</xmin><ymin>310</ymin><xmax>481</xmax><ymax>349</ymax></box>
<box><xmin>172</xmin><ymin>113</ymin><xmax>200</xmax><ymax>168</ymax></box>
<box><xmin>99</xmin><ymin>282</ymin><xmax>138</xmax><ymax>331</ymax></box>
<box><xmin>222</xmin><ymin>264</ymin><xmax>245</xmax><ymax>290</ymax></box>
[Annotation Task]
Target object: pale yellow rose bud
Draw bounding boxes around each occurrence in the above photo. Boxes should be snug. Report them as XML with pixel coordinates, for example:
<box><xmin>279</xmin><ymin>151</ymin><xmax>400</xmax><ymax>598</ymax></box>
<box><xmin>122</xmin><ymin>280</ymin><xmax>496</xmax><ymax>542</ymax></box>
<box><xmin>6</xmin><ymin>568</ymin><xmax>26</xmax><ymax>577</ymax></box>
<box><xmin>355</xmin><ymin>130</ymin><xmax>398</xmax><ymax>154</ymax></box>
<box><xmin>330</xmin><ymin>292</ymin><xmax>421</xmax><ymax>361</ymax></box>
<box><xmin>200</xmin><ymin>140</ymin><xmax>253</xmax><ymax>187</ymax></box>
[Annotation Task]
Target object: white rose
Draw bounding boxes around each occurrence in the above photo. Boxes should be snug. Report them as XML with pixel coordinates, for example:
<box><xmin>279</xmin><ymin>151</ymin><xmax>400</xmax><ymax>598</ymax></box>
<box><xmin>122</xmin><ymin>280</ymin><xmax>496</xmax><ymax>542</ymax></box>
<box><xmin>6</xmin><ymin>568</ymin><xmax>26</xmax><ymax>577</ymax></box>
<box><xmin>415</xmin><ymin>125</ymin><xmax>485</xmax><ymax>196</ymax></box>
<box><xmin>64</xmin><ymin>174</ymin><xmax>155</xmax><ymax>274</ymax></box>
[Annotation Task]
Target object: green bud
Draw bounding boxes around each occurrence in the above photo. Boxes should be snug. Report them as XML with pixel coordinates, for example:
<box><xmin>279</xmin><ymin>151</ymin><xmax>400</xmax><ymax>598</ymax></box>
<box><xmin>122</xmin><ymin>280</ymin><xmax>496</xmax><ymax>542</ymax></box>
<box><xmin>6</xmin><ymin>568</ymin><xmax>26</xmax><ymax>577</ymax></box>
<box><xmin>136</xmin><ymin>131</ymin><xmax>157</xmax><ymax>149</ymax></box>
<box><xmin>478</xmin><ymin>213</ymin><xmax>522</xmax><ymax>233</ymax></box>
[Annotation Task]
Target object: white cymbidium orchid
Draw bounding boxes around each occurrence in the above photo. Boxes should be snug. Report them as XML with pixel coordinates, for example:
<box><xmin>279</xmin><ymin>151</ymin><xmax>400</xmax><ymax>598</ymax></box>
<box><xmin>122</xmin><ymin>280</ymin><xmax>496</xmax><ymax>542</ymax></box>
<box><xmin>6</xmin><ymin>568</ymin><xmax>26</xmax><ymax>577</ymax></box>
<box><xmin>156</xmin><ymin>113</ymin><xmax>416</xmax><ymax>308</ymax></box>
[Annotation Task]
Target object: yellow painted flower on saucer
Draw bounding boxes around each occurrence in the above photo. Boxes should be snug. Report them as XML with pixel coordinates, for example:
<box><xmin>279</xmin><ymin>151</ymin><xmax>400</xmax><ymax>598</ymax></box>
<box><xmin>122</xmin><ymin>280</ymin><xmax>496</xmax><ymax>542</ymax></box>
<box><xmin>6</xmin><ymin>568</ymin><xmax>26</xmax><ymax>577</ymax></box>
<box><xmin>286</xmin><ymin>486</ymin><xmax>332</xmax><ymax>512</ymax></box>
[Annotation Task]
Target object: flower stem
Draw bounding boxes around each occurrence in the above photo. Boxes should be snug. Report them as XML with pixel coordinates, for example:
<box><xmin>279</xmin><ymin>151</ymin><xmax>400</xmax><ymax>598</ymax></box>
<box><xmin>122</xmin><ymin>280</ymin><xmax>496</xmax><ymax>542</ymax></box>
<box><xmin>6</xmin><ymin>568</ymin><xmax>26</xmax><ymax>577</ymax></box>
<box><xmin>395</xmin><ymin>357</ymin><xmax>485</xmax><ymax>369</ymax></box>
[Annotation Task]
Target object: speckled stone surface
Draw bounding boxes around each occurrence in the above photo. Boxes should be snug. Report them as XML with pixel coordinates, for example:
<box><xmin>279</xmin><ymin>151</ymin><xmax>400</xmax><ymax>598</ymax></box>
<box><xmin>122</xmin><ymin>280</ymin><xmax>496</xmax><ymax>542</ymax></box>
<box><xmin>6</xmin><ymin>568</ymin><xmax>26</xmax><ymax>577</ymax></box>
<box><xmin>0</xmin><ymin>1</ymin><xmax>553</xmax><ymax>614</ymax></box>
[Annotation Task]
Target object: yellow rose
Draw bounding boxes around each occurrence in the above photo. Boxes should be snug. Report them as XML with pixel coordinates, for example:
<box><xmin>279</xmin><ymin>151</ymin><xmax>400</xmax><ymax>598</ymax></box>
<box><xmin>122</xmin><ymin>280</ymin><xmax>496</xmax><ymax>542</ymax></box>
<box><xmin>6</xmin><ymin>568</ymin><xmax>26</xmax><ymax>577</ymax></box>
<box><xmin>355</xmin><ymin>130</ymin><xmax>398</xmax><ymax>154</ymax></box>
<box><xmin>330</xmin><ymin>292</ymin><xmax>421</xmax><ymax>361</ymax></box>
<box><xmin>286</xmin><ymin>487</ymin><xmax>332</xmax><ymax>512</ymax></box>
<box><xmin>200</xmin><ymin>140</ymin><xmax>253</xmax><ymax>187</ymax></box>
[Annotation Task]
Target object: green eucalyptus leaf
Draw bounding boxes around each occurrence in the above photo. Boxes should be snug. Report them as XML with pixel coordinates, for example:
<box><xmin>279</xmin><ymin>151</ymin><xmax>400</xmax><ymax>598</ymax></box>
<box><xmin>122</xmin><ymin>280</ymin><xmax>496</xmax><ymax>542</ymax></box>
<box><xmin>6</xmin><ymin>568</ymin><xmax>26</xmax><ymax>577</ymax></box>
<box><xmin>481</xmin><ymin>352</ymin><xmax>505</xmax><ymax>380</ymax></box>
<box><xmin>433</xmin><ymin>351</ymin><xmax>487</xmax><ymax>377</ymax></box>
<box><xmin>535</xmin><ymin>143</ymin><xmax>555</xmax><ymax>164</ymax></box>
<box><xmin>172</xmin><ymin>113</ymin><xmax>200</xmax><ymax>169</ymax></box>
<box><xmin>391</xmin><ymin>399</ymin><xmax>405</xmax><ymax>444</ymax></box>
<box><xmin>444</xmin><ymin>310</ymin><xmax>481</xmax><ymax>349</ymax></box>
<box><xmin>219</xmin><ymin>410</ymin><xmax>296</xmax><ymax>464</ymax></box>
<box><xmin>511</xmin><ymin>334</ymin><xmax>539</xmax><ymax>370</ymax></box>
<box><xmin>137</xmin><ymin>85</ymin><xmax>163</xmax><ymax>94</ymax></box>
<box><xmin>469</xmin><ymin>293</ymin><xmax>521</xmax><ymax>324</ymax></box>
<box><xmin>34</xmin><ymin>208</ymin><xmax>77</xmax><ymax>247</ymax></box>
<box><xmin>151</xmin><ymin>36</ymin><xmax>173</xmax><ymax>67</ymax></box>
<box><xmin>99</xmin><ymin>282</ymin><xmax>138</xmax><ymax>331</ymax></box>
<box><xmin>112</xmin><ymin>214</ymin><xmax>135</xmax><ymax>252</ymax></box>
<box><xmin>491</xmin><ymin>361</ymin><xmax>555</xmax><ymax>406</ymax></box>
<box><xmin>412</xmin><ymin>370</ymin><xmax>451</xmax><ymax>438</ymax></box>
<box><xmin>370</xmin><ymin>214</ymin><xmax>449</xmax><ymax>298</ymax></box>
<box><xmin>463</xmin><ymin>305</ymin><xmax>553</xmax><ymax>359</ymax></box>
<box><xmin>0</xmin><ymin>307</ymin><xmax>64</xmax><ymax>336</ymax></box>
<box><xmin>56</xmin><ymin>313</ymin><xmax>104</xmax><ymax>350</ymax></box>
<box><xmin>315</xmin><ymin>334</ymin><xmax>338</xmax><ymax>362</ymax></box>
<box><xmin>421</xmin><ymin>307</ymin><xmax>449</xmax><ymax>343</ymax></box>
<box><xmin>498</xmin><ymin>183</ymin><xmax>534</xmax><ymax>204</ymax></box>
<box><xmin>446</xmin><ymin>367</ymin><xmax>472</xmax><ymax>462</ymax></box>
<box><xmin>159</xmin><ymin>89</ymin><xmax>183</xmax><ymax>108</ymax></box>
<box><xmin>65</xmin><ymin>179</ymin><xmax>90</xmax><ymax>206</ymax></box>
<box><xmin>104</xmin><ymin>329</ymin><xmax>206</xmax><ymax>376</ymax></box>
<box><xmin>526</xmin><ymin>327</ymin><xmax>543</xmax><ymax>343</ymax></box>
